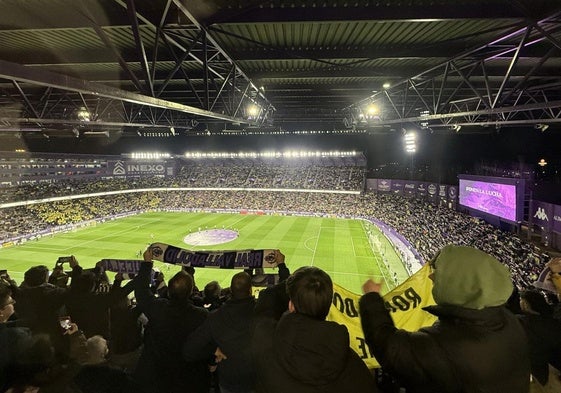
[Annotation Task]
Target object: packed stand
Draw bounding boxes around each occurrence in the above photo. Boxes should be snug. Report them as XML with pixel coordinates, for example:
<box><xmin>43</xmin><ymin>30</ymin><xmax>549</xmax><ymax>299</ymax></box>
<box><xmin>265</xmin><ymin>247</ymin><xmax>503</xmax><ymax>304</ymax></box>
<box><xmin>0</xmin><ymin>163</ymin><xmax>365</xmax><ymax>204</ymax></box>
<box><xmin>0</xmin><ymin>188</ymin><xmax>552</xmax><ymax>291</ymax></box>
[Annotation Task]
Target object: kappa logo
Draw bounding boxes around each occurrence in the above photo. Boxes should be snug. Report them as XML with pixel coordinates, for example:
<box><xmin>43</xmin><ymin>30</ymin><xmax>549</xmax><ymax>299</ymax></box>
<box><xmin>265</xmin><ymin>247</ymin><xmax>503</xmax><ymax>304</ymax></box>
<box><xmin>534</xmin><ymin>207</ymin><xmax>549</xmax><ymax>221</ymax></box>
<box><xmin>113</xmin><ymin>161</ymin><xmax>126</xmax><ymax>175</ymax></box>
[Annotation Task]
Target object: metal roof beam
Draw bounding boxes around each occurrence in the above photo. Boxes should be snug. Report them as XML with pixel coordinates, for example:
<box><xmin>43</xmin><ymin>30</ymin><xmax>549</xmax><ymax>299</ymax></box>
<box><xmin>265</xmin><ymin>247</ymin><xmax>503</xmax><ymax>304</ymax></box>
<box><xmin>0</xmin><ymin>59</ymin><xmax>254</xmax><ymax>124</ymax></box>
<box><xmin>201</xmin><ymin>4</ymin><xmax>529</xmax><ymax>25</ymax></box>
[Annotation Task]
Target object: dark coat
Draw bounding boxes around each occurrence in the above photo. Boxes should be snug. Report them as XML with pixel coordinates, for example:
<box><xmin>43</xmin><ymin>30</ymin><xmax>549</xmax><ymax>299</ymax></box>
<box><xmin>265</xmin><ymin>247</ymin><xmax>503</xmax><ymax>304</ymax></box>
<box><xmin>133</xmin><ymin>262</ymin><xmax>210</xmax><ymax>393</ymax></box>
<box><xmin>184</xmin><ymin>296</ymin><xmax>256</xmax><ymax>392</ymax></box>
<box><xmin>0</xmin><ymin>324</ymin><xmax>31</xmax><ymax>392</ymax></box>
<box><xmin>252</xmin><ymin>285</ymin><xmax>377</xmax><ymax>393</ymax></box>
<box><xmin>517</xmin><ymin>313</ymin><xmax>561</xmax><ymax>385</ymax></box>
<box><xmin>14</xmin><ymin>283</ymin><xmax>70</xmax><ymax>354</ymax></box>
<box><xmin>65</xmin><ymin>282</ymin><xmax>134</xmax><ymax>339</ymax></box>
<box><xmin>360</xmin><ymin>292</ymin><xmax>531</xmax><ymax>393</ymax></box>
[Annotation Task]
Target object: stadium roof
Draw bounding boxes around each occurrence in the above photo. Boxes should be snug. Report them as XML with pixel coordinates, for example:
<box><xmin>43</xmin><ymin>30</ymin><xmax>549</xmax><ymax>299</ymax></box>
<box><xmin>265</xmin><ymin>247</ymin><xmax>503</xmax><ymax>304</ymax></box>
<box><xmin>1</xmin><ymin>0</ymin><xmax>560</xmax><ymax>143</ymax></box>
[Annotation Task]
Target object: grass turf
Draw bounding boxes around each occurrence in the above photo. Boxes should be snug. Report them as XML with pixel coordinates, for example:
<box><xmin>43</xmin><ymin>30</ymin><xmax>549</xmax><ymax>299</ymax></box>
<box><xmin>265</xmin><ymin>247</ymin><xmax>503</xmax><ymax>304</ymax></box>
<box><xmin>0</xmin><ymin>212</ymin><xmax>409</xmax><ymax>294</ymax></box>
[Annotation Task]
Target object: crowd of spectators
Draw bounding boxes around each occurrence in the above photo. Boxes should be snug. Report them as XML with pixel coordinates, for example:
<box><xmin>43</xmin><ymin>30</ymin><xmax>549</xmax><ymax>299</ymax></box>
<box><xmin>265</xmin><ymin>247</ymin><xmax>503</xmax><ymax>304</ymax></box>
<box><xmin>0</xmin><ymin>163</ymin><xmax>365</xmax><ymax>204</ymax></box>
<box><xmin>2</xmin><ymin>169</ymin><xmax>561</xmax><ymax>391</ymax></box>
<box><xmin>0</xmin><ymin>184</ymin><xmax>551</xmax><ymax>291</ymax></box>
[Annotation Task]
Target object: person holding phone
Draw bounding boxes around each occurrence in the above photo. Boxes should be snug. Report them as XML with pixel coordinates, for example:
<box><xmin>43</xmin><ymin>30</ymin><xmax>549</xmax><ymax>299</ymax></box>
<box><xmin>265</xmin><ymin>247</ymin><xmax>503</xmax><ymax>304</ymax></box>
<box><xmin>14</xmin><ymin>257</ymin><xmax>82</xmax><ymax>357</ymax></box>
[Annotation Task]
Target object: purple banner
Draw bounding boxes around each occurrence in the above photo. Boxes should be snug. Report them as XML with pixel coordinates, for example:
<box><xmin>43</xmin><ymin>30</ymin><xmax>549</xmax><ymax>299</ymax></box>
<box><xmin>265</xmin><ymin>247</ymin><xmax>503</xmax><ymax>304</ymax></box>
<box><xmin>403</xmin><ymin>181</ymin><xmax>417</xmax><ymax>197</ymax></box>
<box><xmin>531</xmin><ymin>201</ymin><xmax>553</xmax><ymax>231</ymax></box>
<box><xmin>459</xmin><ymin>179</ymin><xmax>517</xmax><ymax>221</ymax></box>
<box><xmin>391</xmin><ymin>180</ymin><xmax>404</xmax><ymax>195</ymax></box>
<box><xmin>377</xmin><ymin>179</ymin><xmax>392</xmax><ymax>192</ymax></box>
<box><xmin>553</xmin><ymin>204</ymin><xmax>561</xmax><ymax>233</ymax></box>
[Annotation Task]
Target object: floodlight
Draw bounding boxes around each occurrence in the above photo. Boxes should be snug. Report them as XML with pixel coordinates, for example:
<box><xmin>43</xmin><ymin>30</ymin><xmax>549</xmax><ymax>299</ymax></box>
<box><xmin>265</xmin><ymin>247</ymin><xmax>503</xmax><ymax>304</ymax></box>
<box><xmin>247</xmin><ymin>104</ymin><xmax>260</xmax><ymax>118</ymax></box>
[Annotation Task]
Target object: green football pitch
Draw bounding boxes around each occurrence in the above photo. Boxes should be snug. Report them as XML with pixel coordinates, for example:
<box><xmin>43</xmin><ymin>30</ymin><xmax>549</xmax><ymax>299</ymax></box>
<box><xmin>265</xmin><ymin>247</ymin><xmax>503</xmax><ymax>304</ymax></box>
<box><xmin>0</xmin><ymin>212</ymin><xmax>409</xmax><ymax>294</ymax></box>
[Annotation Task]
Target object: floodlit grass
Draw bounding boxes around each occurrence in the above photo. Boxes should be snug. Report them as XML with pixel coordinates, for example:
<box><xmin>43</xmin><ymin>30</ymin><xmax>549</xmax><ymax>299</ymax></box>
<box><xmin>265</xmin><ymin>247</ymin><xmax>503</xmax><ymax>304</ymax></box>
<box><xmin>0</xmin><ymin>212</ymin><xmax>409</xmax><ymax>294</ymax></box>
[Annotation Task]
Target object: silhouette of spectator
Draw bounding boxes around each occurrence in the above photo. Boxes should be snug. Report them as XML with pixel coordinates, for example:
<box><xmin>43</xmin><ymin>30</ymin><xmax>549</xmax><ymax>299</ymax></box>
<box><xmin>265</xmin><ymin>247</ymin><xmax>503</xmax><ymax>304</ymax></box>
<box><xmin>66</xmin><ymin>267</ymin><xmax>134</xmax><ymax>339</ymax></box>
<box><xmin>108</xmin><ymin>274</ymin><xmax>143</xmax><ymax>373</ymax></box>
<box><xmin>184</xmin><ymin>272</ymin><xmax>256</xmax><ymax>393</ymax></box>
<box><xmin>1</xmin><ymin>282</ymin><xmax>32</xmax><ymax>392</ymax></box>
<box><xmin>133</xmin><ymin>248</ymin><xmax>210</xmax><ymax>393</ymax></box>
<box><xmin>360</xmin><ymin>245</ymin><xmax>530</xmax><ymax>393</ymax></box>
<box><xmin>517</xmin><ymin>289</ymin><xmax>561</xmax><ymax>385</ymax></box>
<box><xmin>15</xmin><ymin>259</ymin><xmax>81</xmax><ymax>357</ymax></box>
<box><xmin>252</xmin><ymin>263</ymin><xmax>378</xmax><ymax>393</ymax></box>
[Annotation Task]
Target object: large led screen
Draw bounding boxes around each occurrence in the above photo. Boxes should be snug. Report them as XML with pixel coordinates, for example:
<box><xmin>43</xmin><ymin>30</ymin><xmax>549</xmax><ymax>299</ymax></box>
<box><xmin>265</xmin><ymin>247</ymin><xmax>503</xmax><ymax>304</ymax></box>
<box><xmin>459</xmin><ymin>179</ymin><xmax>517</xmax><ymax>222</ymax></box>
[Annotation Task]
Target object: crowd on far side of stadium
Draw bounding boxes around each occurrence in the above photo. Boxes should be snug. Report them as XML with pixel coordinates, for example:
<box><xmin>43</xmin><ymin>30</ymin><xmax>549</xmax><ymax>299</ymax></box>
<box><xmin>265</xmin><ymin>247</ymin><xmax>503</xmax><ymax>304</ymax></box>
<box><xmin>0</xmin><ymin>185</ymin><xmax>550</xmax><ymax>291</ymax></box>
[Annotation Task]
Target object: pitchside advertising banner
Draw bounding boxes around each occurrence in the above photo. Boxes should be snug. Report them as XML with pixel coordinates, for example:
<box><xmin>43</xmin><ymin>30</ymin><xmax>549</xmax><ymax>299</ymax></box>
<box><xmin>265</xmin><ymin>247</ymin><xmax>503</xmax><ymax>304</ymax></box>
<box><xmin>377</xmin><ymin>179</ymin><xmax>392</xmax><ymax>192</ymax></box>
<box><xmin>327</xmin><ymin>264</ymin><xmax>437</xmax><ymax>368</ymax></box>
<box><xmin>391</xmin><ymin>180</ymin><xmax>404</xmax><ymax>195</ymax></box>
<box><xmin>368</xmin><ymin>179</ymin><xmax>458</xmax><ymax>203</ymax></box>
<box><xmin>403</xmin><ymin>181</ymin><xmax>417</xmax><ymax>197</ymax></box>
<box><xmin>531</xmin><ymin>200</ymin><xmax>554</xmax><ymax>231</ymax></box>
<box><xmin>107</xmin><ymin>160</ymin><xmax>174</xmax><ymax>177</ymax></box>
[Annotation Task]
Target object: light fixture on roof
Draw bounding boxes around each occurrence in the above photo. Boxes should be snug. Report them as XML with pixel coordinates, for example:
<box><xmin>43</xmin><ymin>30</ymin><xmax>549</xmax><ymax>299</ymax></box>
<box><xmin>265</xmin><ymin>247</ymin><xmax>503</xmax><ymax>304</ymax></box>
<box><xmin>534</xmin><ymin>123</ymin><xmax>549</xmax><ymax>132</ymax></box>
<box><xmin>383</xmin><ymin>82</ymin><xmax>391</xmax><ymax>89</ymax></box>
<box><xmin>246</xmin><ymin>104</ymin><xmax>260</xmax><ymax>120</ymax></box>
<box><xmin>77</xmin><ymin>108</ymin><xmax>91</xmax><ymax>122</ymax></box>
<box><xmin>404</xmin><ymin>131</ymin><xmax>417</xmax><ymax>154</ymax></box>
<box><xmin>365</xmin><ymin>103</ymin><xmax>380</xmax><ymax>120</ymax></box>
<box><xmin>538</xmin><ymin>158</ymin><xmax>547</xmax><ymax>167</ymax></box>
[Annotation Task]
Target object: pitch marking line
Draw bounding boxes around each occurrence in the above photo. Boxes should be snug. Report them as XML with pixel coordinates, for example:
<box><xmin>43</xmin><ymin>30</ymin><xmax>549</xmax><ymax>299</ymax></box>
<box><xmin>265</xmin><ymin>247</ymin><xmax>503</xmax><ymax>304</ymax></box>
<box><xmin>310</xmin><ymin>227</ymin><xmax>321</xmax><ymax>267</ymax></box>
<box><xmin>304</xmin><ymin>236</ymin><xmax>318</xmax><ymax>253</ymax></box>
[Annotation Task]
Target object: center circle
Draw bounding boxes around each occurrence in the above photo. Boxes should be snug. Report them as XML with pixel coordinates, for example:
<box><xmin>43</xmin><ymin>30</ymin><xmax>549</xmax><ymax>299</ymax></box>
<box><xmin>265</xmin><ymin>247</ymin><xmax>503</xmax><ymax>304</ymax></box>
<box><xmin>183</xmin><ymin>229</ymin><xmax>239</xmax><ymax>246</ymax></box>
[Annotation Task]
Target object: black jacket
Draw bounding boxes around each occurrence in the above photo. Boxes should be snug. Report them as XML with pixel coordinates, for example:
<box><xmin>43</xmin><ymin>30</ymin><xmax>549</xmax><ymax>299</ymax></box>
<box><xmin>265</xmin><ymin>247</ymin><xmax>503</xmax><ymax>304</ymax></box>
<box><xmin>133</xmin><ymin>262</ymin><xmax>209</xmax><ymax>393</ymax></box>
<box><xmin>184</xmin><ymin>296</ymin><xmax>256</xmax><ymax>392</ymax></box>
<box><xmin>252</xmin><ymin>285</ymin><xmax>377</xmax><ymax>393</ymax></box>
<box><xmin>360</xmin><ymin>292</ymin><xmax>530</xmax><ymax>393</ymax></box>
<box><xmin>517</xmin><ymin>313</ymin><xmax>561</xmax><ymax>385</ymax></box>
<box><xmin>66</xmin><ymin>275</ymin><xmax>134</xmax><ymax>339</ymax></box>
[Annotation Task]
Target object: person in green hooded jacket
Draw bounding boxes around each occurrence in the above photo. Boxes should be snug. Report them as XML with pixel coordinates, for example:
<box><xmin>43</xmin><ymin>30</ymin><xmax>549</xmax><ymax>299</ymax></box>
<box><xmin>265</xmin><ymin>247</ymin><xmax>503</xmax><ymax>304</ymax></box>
<box><xmin>359</xmin><ymin>244</ymin><xmax>531</xmax><ymax>393</ymax></box>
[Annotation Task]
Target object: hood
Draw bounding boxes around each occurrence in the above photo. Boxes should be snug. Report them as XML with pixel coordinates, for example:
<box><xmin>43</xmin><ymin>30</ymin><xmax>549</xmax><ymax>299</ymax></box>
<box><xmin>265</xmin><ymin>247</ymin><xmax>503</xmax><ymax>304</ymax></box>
<box><xmin>431</xmin><ymin>245</ymin><xmax>513</xmax><ymax>310</ymax></box>
<box><xmin>273</xmin><ymin>313</ymin><xmax>349</xmax><ymax>385</ymax></box>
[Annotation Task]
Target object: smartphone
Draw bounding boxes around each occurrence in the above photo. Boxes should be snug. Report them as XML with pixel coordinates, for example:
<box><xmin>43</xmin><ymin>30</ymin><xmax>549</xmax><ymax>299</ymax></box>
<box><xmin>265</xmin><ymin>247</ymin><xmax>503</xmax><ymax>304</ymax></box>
<box><xmin>59</xmin><ymin>316</ymin><xmax>72</xmax><ymax>331</ymax></box>
<box><xmin>57</xmin><ymin>256</ymin><xmax>73</xmax><ymax>264</ymax></box>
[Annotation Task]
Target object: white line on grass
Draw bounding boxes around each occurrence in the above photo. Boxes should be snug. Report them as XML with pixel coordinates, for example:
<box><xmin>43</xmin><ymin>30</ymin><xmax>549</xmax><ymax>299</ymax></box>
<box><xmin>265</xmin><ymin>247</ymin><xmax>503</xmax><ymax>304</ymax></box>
<box><xmin>223</xmin><ymin>216</ymin><xmax>249</xmax><ymax>230</ymax></box>
<box><xmin>303</xmin><ymin>236</ymin><xmax>318</xmax><ymax>253</ymax></box>
<box><xmin>310</xmin><ymin>227</ymin><xmax>321</xmax><ymax>267</ymax></box>
<box><xmin>324</xmin><ymin>270</ymin><xmax>383</xmax><ymax>278</ymax></box>
<box><xmin>51</xmin><ymin>216</ymin><xmax>162</xmax><ymax>253</ymax></box>
<box><xmin>349</xmin><ymin>232</ymin><xmax>358</xmax><ymax>258</ymax></box>
<box><xmin>362</xmin><ymin>221</ymin><xmax>390</xmax><ymax>289</ymax></box>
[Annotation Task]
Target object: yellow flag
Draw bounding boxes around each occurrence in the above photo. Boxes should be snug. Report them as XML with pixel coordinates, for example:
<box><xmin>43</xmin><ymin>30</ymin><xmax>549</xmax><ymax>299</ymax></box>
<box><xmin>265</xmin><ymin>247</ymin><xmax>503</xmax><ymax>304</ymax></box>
<box><xmin>327</xmin><ymin>264</ymin><xmax>437</xmax><ymax>368</ymax></box>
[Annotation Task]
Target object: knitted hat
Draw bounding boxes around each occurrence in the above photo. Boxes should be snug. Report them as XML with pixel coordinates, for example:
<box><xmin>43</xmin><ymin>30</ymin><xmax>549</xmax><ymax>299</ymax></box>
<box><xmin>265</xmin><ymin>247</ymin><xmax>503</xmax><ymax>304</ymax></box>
<box><xmin>431</xmin><ymin>245</ymin><xmax>513</xmax><ymax>310</ymax></box>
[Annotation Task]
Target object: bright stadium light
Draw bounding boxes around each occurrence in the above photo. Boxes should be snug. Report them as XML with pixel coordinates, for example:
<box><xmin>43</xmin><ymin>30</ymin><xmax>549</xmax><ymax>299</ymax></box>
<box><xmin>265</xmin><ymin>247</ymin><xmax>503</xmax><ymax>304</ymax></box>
<box><xmin>404</xmin><ymin>131</ymin><xmax>417</xmax><ymax>154</ymax></box>
<box><xmin>246</xmin><ymin>104</ymin><xmax>260</xmax><ymax>119</ymax></box>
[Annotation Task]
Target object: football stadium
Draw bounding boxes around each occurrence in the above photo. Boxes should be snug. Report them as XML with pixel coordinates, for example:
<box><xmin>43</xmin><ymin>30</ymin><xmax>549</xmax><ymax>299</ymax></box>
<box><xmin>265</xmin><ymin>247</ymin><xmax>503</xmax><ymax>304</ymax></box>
<box><xmin>1</xmin><ymin>1</ymin><xmax>561</xmax><ymax>393</ymax></box>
